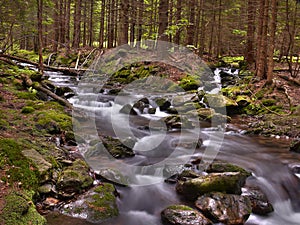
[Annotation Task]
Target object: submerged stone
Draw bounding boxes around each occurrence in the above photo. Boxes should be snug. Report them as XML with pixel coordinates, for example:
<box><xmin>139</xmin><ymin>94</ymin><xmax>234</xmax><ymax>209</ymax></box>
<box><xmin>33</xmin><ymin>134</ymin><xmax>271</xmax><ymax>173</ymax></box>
<box><xmin>195</xmin><ymin>192</ymin><xmax>252</xmax><ymax>225</ymax></box>
<box><xmin>161</xmin><ymin>205</ymin><xmax>212</xmax><ymax>225</ymax></box>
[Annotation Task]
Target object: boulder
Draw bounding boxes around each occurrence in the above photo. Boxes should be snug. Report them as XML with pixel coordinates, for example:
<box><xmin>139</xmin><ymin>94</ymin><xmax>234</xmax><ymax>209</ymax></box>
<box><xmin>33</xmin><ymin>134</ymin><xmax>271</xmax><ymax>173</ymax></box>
<box><xmin>155</xmin><ymin>97</ymin><xmax>171</xmax><ymax>111</ymax></box>
<box><xmin>57</xmin><ymin>159</ymin><xmax>93</xmax><ymax>196</ymax></box>
<box><xmin>290</xmin><ymin>139</ymin><xmax>300</xmax><ymax>153</ymax></box>
<box><xmin>101</xmin><ymin>136</ymin><xmax>135</xmax><ymax>158</ymax></box>
<box><xmin>242</xmin><ymin>187</ymin><xmax>274</xmax><ymax>215</ymax></box>
<box><xmin>119</xmin><ymin>104</ymin><xmax>137</xmax><ymax>115</ymax></box>
<box><xmin>161</xmin><ymin>205</ymin><xmax>212</xmax><ymax>225</ymax></box>
<box><xmin>206</xmin><ymin>162</ymin><xmax>252</xmax><ymax>177</ymax></box>
<box><xmin>176</xmin><ymin>172</ymin><xmax>247</xmax><ymax>200</ymax></box>
<box><xmin>94</xmin><ymin>168</ymin><xmax>129</xmax><ymax>186</ymax></box>
<box><xmin>162</xmin><ymin>115</ymin><xmax>194</xmax><ymax>130</ymax></box>
<box><xmin>195</xmin><ymin>192</ymin><xmax>252</xmax><ymax>225</ymax></box>
<box><xmin>62</xmin><ymin>183</ymin><xmax>119</xmax><ymax>223</ymax></box>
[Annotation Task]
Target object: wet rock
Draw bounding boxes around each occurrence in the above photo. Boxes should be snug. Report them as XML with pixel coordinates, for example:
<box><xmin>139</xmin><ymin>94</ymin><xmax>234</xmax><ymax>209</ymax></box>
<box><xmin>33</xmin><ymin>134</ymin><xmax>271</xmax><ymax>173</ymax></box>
<box><xmin>162</xmin><ymin>115</ymin><xmax>194</xmax><ymax>130</ymax></box>
<box><xmin>119</xmin><ymin>104</ymin><xmax>137</xmax><ymax>115</ymax></box>
<box><xmin>176</xmin><ymin>172</ymin><xmax>247</xmax><ymax>200</ymax></box>
<box><xmin>57</xmin><ymin>159</ymin><xmax>93</xmax><ymax>196</ymax></box>
<box><xmin>178</xmin><ymin>170</ymin><xmax>202</xmax><ymax>180</ymax></box>
<box><xmin>101</xmin><ymin>136</ymin><xmax>135</xmax><ymax>158</ymax></box>
<box><xmin>133</xmin><ymin>99</ymin><xmax>148</xmax><ymax>113</ymax></box>
<box><xmin>148</xmin><ymin>107</ymin><xmax>156</xmax><ymax>114</ymax></box>
<box><xmin>188</xmin><ymin>108</ymin><xmax>215</xmax><ymax>121</ymax></box>
<box><xmin>155</xmin><ymin>97</ymin><xmax>171</xmax><ymax>111</ymax></box>
<box><xmin>38</xmin><ymin>183</ymin><xmax>54</xmax><ymax>194</ymax></box>
<box><xmin>55</xmin><ymin>86</ymin><xmax>74</xmax><ymax>97</ymax></box>
<box><xmin>94</xmin><ymin>168</ymin><xmax>129</xmax><ymax>186</ymax></box>
<box><xmin>195</xmin><ymin>192</ymin><xmax>252</xmax><ymax>225</ymax></box>
<box><xmin>290</xmin><ymin>139</ymin><xmax>300</xmax><ymax>153</ymax></box>
<box><xmin>62</xmin><ymin>183</ymin><xmax>118</xmax><ymax>223</ymax></box>
<box><xmin>242</xmin><ymin>187</ymin><xmax>274</xmax><ymax>215</ymax></box>
<box><xmin>161</xmin><ymin>205</ymin><xmax>212</xmax><ymax>225</ymax></box>
<box><xmin>206</xmin><ymin>162</ymin><xmax>252</xmax><ymax>177</ymax></box>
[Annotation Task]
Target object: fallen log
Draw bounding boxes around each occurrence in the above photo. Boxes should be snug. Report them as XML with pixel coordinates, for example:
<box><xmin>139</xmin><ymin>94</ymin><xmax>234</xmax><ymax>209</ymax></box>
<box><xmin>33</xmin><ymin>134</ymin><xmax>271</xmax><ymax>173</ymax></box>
<box><xmin>1</xmin><ymin>53</ymin><xmax>86</xmax><ymax>76</ymax></box>
<box><xmin>21</xmin><ymin>74</ymin><xmax>73</xmax><ymax>109</ymax></box>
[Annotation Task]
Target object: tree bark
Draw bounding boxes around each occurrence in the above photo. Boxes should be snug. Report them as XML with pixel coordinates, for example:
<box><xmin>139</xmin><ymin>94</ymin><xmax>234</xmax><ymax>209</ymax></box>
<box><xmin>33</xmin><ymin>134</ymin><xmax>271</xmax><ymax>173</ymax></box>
<box><xmin>158</xmin><ymin>0</ymin><xmax>169</xmax><ymax>41</ymax></box>
<box><xmin>246</xmin><ymin>0</ymin><xmax>256</xmax><ymax>67</ymax></box>
<box><xmin>37</xmin><ymin>0</ymin><xmax>44</xmax><ymax>73</ymax></box>
<box><xmin>73</xmin><ymin>0</ymin><xmax>82</xmax><ymax>49</ymax></box>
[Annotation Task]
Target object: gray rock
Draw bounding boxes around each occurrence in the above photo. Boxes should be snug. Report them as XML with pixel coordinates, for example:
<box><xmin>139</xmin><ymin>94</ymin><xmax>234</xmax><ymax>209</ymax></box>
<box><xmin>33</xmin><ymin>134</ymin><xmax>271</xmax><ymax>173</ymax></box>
<box><xmin>242</xmin><ymin>187</ymin><xmax>274</xmax><ymax>215</ymax></box>
<box><xmin>176</xmin><ymin>172</ymin><xmax>247</xmax><ymax>200</ymax></box>
<box><xmin>161</xmin><ymin>205</ymin><xmax>212</xmax><ymax>225</ymax></box>
<box><xmin>94</xmin><ymin>168</ymin><xmax>129</xmax><ymax>186</ymax></box>
<box><xmin>119</xmin><ymin>104</ymin><xmax>137</xmax><ymax>115</ymax></box>
<box><xmin>195</xmin><ymin>192</ymin><xmax>252</xmax><ymax>225</ymax></box>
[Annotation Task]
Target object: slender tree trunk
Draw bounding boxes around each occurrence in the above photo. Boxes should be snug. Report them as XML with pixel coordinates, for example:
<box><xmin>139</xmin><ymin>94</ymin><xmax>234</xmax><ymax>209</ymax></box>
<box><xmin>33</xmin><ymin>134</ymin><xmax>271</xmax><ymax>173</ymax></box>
<box><xmin>216</xmin><ymin>0</ymin><xmax>222</xmax><ymax>57</ymax></box>
<box><xmin>119</xmin><ymin>0</ymin><xmax>129</xmax><ymax>45</ymax></box>
<box><xmin>246</xmin><ymin>0</ymin><xmax>256</xmax><ymax>67</ymax></box>
<box><xmin>99</xmin><ymin>0</ymin><xmax>106</xmax><ymax>48</ymax></box>
<box><xmin>266</xmin><ymin>0</ymin><xmax>277</xmax><ymax>84</ymax></box>
<box><xmin>65</xmin><ymin>0</ymin><xmax>71</xmax><ymax>50</ymax></box>
<box><xmin>83</xmin><ymin>0</ymin><xmax>87</xmax><ymax>47</ymax></box>
<box><xmin>53</xmin><ymin>0</ymin><xmax>59</xmax><ymax>52</ymax></box>
<box><xmin>88</xmin><ymin>0</ymin><xmax>94</xmax><ymax>46</ymax></box>
<box><xmin>208</xmin><ymin>2</ymin><xmax>216</xmax><ymax>56</ymax></box>
<box><xmin>199</xmin><ymin>0</ymin><xmax>205</xmax><ymax>56</ymax></box>
<box><xmin>158</xmin><ymin>0</ymin><xmax>169</xmax><ymax>41</ymax></box>
<box><xmin>137</xmin><ymin>0</ymin><xmax>144</xmax><ymax>44</ymax></box>
<box><xmin>187</xmin><ymin>0</ymin><xmax>196</xmax><ymax>46</ymax></box>
<box><xmin>174</xmin><ymin>0</ymin><xmax>182</xmax><ymax>45</ymax></box>
<box><xmin>37</xmin><ymin>0</ymin><xmax>44</xmax><ymax>73</ymax></box>
<box><xmin>73</xmin><ymin>0</ymin><xmax>82</xmax><ymax>49</ymax></box>
<box><xmin>129</xmin><ymin>0</ymin><xmax>136</xmax><ymax>46</ymax></box>
<box><xmin>107</xmin><ymin>0</ymin><xmax>114</xmax><ymax>48</ymax></box>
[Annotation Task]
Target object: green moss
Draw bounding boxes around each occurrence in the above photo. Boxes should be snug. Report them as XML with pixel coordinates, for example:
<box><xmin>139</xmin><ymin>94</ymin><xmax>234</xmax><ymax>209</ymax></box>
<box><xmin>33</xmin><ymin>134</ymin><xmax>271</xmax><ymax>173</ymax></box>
<box><xmin>262</xmin><ymin>99</ymin><xmax>276</xmax><ymax>106</ymax></box>
<box><xmin>87</xmin><ymin>183</ymin><xmax>119</xmax><ymax>220</ymax></box>
<box><xmin>179</xmin><ymin>75</ymin><xmax>201</xmax><ymax>91</ymax></box>
<box><xmin>36</xmin><ymin>110</ymin><xmax>72</xmax><ymax>133</ymax></box>
<box><xmin>0</xmin><ymin>192</ymin><xmax>46</xmax><ymax>225</ymax></box>
<box><xmin>167</xmin><ymin>205</ymin><xmax>193</xmax><ymax>211</ymax></box>
<box><xmin>16</xmin><ymin>91</ymin><xmax>37</xmax><ymax>100</ymax></box>
<box><xmin>21</xmin><ymin>106</ymin><xmax>35</xmax><ymax>114</ymax></box>
<box><xmin>0</xmin><ymin>139</ymin><xmax>40</xmax><ymax>189</ymax></box>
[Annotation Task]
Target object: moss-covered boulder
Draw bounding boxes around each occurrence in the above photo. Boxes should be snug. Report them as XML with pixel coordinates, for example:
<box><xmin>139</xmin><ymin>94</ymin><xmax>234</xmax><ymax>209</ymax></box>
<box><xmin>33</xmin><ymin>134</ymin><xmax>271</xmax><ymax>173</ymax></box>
<box><xmin>101</xmin><ymin>136</ymin><xmax>135</xmax><ymax>158</ymax></box>
<box><xmin>0</xmin><ymin>192</ymin><xmax>46</xmax><ymax>225</ymax></box>
<box><xmin>57</xmin><ymin>159</ymin><xmax>93</xmax><ymax>196</ymax></box>
<box><xmin>95</xmin><ymin>168</ymin><xmax>129</xmax><ymax>186</ymax></box>
<box><xmin>62</xmin><ymin>183</ymin><xmax>118</xmax><ymax>223</ymax></box>
<box><xmin>155</xmin><ymin>97</ymin><xmax>171</xmax><ymax>111</ymax></box>
<box><xmin>22</xmin><ymin>149</ymin><xmax>52</xmax><ymax>176</ymax></box>
<box><xmin>195</xmin><ymin>192</ymin><xmax>252</xmax><ymax>225</ymax></box>
<box><xmin>206</xmin><ymin>162</ymin><xmax>252</xmax><ymax>177</ymax></box>
<box><xmin>161</xmin><ymin>205</ymin><xmax>212</xmax><ymax>225</ymax></box>
<box><xmin>176</xmin><ymin>172</ymin><xmax>248</xmax><ymax>200</ymax></box>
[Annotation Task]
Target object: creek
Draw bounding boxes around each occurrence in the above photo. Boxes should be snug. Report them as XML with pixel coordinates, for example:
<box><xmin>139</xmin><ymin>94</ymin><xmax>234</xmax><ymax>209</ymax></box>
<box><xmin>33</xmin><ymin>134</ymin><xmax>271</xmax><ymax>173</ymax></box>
<box><xmin>42</xmin><ymin>68</ymin><xmax>300</xmax><ymax>225</ymax></box>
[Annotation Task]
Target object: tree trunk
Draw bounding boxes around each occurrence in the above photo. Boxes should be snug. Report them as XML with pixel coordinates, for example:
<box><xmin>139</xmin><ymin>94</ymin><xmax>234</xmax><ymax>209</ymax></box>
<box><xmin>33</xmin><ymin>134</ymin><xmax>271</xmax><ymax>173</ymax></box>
<box><xmin>158</xmin><ymin>0</ymin><xmax>169</xmax><ymax>41</ymax></box>
<box><xmin>37</xmin><ymin>0</ymin><xmax>44</xmax><ymax>73</ymax></box>
<box><xmin>99</xmin><ymin>0</ymin><xmax>106</xmax><ymax>48</ymax></box>
<box><xmin>174</xmin><ymin>0</ymin><xmax>182</xmax><ymax>45</ymax></box>
<box><xmin>119</xmin><ymin>0</ymin><xmax>129</xmax><ymax>45</ymax></box>
<box><xmin>246</xmin><ymin>0</ymin><xmax>256</xmax><ymax>67</ymax></box>
<box><xmin>88</xmin><ymin>0</ymin><xmax>94</xmax><ymax>47</ymax></box>
<box><xmin>266</xmin><ymin>0</ymin><xmax>278</xmax><ymax>84</ymax></box>
<box><xmin>73</xmin><ymin>0</ymin><xmax>82</xmax><ymax>49</ymax></box>
<box><xmin>53</xmin><ymin>0</ymin><xmax>59</xmax><ymax>52</ymax></box>
<box><xmin>187</xmin><ymin>0</ymin><xmax>196</xmax><ymax>46</ymax></box>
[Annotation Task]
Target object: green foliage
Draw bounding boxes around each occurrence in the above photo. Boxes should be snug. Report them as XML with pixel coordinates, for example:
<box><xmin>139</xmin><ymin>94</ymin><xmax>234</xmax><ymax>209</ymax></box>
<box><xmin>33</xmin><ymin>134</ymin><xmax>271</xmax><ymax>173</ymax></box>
<box><xmin>16</xmin><ymin>91</ymin><xmax>37</xmax><ymax>100</ymax></box>
<box><xmin>0</xmin><ymin>139</ymin><xmax>40</xmax><ymax>189</ymax></box>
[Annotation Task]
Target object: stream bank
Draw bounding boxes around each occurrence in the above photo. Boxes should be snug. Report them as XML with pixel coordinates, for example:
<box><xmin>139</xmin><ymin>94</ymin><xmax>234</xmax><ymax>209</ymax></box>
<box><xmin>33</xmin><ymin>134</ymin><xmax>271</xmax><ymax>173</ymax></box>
<box><xmin>3</xmin><ymin>55</ymin><xmax>296</xmax><ymax>224</ymax></box>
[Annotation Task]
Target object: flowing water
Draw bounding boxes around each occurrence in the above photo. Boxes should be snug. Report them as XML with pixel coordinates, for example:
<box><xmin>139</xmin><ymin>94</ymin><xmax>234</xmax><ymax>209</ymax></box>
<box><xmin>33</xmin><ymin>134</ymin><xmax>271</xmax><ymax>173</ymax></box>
<box><xmin>42</xmin><ymin>68</ymin><xmax>300</xmax><ymax>225</ymax></box>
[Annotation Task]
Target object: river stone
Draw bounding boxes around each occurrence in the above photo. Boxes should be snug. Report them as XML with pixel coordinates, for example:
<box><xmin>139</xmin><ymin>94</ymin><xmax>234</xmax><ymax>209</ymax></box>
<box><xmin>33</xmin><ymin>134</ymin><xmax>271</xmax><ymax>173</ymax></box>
<box><xmin>162</xmin><ymin>115</ymin><xmax>194</xmax><ymax>130</ymax></box>
<box><xmin>119</xmin><ymin>104</ymin><xmax>137</xmax><ymax>115</ymax></box>
<box><xmin>161</xmin><ymin>205</ymin><xmax>212</xmax><ymax>225</ymax></box>
<box><xmin>206</xmin><ymin>162</ymin><xmax>252</xmax><ymax>177</ymax></box>
<box><xmin>290</xmin><ymin>139</ymin><xmax>300</xmax><ymax>153</ymax></box>
<box><xmin>155</xmin><ymin>97</ymin><xmax>171</xmax><ymax>111</ymax></box>
<box><xmin>242</xmin><ymin>187</ymin><xmax>274</xmax><ymax>215</ymax></box>
<box><xmin>176</xmin><ymin>172</ymin><xmax>247</xmax><ymax>200</ymax></box>
<box><xmin>61</xmin><ymin>183</ymin><xmax>118</xmax><ymax>223</ymax></box>
<box><xmin>94</xmin><ymin>168</ymin><xmax>129</xmax><ymax>186</ymax></box>
<box><xmin>195</xmin><ymin>192</ymin><xmax>252</xmax><ymax>225</ymax></box>
<box><xmin>101</xmin><ymin>136</ymin><xmax>135</xmax><ymax>158</ymax></box>
<box><xmin>57</xmin><ymin>159</ymin><xmax>93</xmax><ymax>195</ymax></box>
